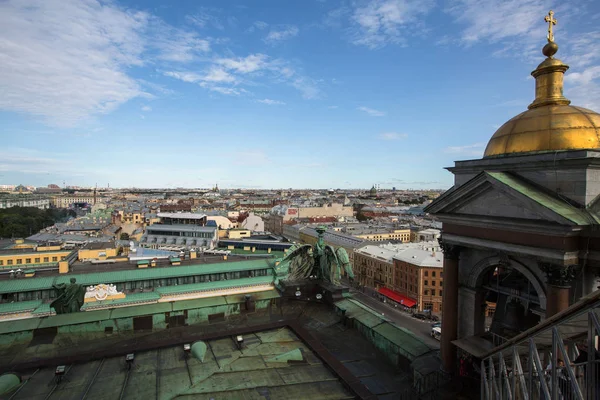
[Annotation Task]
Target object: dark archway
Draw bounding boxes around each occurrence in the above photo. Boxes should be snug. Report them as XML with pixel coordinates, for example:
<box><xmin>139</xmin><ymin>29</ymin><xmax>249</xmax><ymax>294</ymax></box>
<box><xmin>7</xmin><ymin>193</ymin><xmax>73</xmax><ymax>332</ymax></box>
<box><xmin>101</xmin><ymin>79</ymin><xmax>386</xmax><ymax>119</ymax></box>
<box><xmin>468</xmin><ymin>255</ymin><xmax>546</xmax><ymax>342</ymax></box>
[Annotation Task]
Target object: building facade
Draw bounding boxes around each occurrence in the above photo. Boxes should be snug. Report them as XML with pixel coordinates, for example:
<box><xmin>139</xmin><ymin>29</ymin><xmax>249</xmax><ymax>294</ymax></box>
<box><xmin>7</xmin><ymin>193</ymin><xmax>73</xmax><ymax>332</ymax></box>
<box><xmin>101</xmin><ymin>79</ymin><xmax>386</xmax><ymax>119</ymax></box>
<box><xmin>283</xmin><ymin>203</ymin><xmax>353</xmax><ymax>222</ymax></box>
<box><xmin>355</xmin><ymin>228</ymin><xmax>411</xmax><ymax>242</ymax></box>
<box><xmin>52</xmin><ymin>195</ymin><xmax>95</xmax><ymax>208</ymax></box>
<box><xmin>353</xmin><ymin>246</ymin><xmax>396</xmax><ymax>289</ymax></box>
<box><xmin>393</xmin><ymin>247</ymin><xmax>443</xmax><ymax>313</ymax></box>
<box><xmin>0</xmin><ymin>195</ymin><xmax>50</xmax><ymax>209</ymax></box>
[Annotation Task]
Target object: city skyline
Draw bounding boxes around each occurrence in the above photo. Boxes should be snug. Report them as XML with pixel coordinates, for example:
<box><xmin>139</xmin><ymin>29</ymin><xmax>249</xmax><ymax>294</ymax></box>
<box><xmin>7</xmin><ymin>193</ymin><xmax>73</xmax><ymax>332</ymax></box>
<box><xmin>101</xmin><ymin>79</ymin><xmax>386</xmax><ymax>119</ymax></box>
<box><xmin>1</xmin><ymin>0</ymin><xmax>599</xmax><ymax>189</ymax></box>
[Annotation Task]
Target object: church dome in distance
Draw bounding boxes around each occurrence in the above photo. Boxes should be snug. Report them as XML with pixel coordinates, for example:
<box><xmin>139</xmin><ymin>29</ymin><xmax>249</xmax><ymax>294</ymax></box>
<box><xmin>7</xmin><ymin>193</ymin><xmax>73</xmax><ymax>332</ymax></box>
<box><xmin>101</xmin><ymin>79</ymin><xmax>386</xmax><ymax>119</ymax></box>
<box><xmin>484</xmin><ymin>11</ymin><xmax>600</xmax><ymax>158</ymax></box>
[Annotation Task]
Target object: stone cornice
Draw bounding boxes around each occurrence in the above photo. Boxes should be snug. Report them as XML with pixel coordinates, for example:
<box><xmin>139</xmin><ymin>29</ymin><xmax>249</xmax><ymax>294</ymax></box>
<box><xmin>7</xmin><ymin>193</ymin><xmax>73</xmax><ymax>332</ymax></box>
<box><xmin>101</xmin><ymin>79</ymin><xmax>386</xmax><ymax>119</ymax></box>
<box><xmin>447</xmin><ymin>150</ymin><xmax>600</xmax><ymax>174</ymax></box>
<box><xmin>436</xmin><ymin>214</ymin><xmax>583</xmax><ymax>236</ymax></box>
<box><xmin>441</xmin><ymin>233</ymin><xmax>579</xmax><ymax>265</ymax></box>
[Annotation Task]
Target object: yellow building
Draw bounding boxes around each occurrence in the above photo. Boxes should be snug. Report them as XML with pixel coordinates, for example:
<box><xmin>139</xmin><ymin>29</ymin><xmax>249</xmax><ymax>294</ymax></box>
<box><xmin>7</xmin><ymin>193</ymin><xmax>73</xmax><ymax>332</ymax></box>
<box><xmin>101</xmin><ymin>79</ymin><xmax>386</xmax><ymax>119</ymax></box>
<box><xmin>51</xmin><ymin>195</ymin><xmax>96</xmax><ymax>208</ymax></box>
<box><xmin>0</xmin><ymin>248</ymin><xmax>72</xmax><ymax>268</ymax></box>
<box><xmin>355</xmin><ymin>229</ymin><xmax>411</xmax><ymax>242</ymax></box>
<box><xmin>228</xmin><ymin>229</ymin><xmax>252</xmax><ymax>239</ymax></box>
<box><xmin>77</xmin><ymin>242</ymin><xmax>118</xmax><ymax>261</ymax></box>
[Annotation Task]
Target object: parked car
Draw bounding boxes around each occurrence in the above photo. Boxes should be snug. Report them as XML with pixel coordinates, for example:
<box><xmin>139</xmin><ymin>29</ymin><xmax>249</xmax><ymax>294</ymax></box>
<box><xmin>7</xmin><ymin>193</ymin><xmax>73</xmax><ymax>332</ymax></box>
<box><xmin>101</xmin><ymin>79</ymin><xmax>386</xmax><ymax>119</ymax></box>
<box><xmin>413</xmin><ymin>313</ymin><xmax>428</xmax><ymax>320</ymax></box>
<box><xmin>431</xmin><ymin>326</ymin><xmax>442</xmax><ymax>340</ymax></box>
<box><xmin>431</xmin><ymin>321</ymin><xmax>441</xmax><ymax>328</ymax></box>
<box><xmin>429</xmin><ymin>315</ymin><xmax>440</xmax><ymax>322</ymax></box>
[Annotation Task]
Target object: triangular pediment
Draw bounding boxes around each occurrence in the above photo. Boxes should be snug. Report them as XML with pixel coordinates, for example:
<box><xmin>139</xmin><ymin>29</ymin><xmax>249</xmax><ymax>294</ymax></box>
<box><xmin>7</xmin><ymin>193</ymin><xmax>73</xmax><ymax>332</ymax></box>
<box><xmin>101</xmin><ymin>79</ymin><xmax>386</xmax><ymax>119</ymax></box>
<box><xmin>425</xmin><ymin>171</ymin><xmax>597</xmax><ymax>226</ymax></box>
<box><xmin>453</xmin><ymin>187</ymin><xmax>548</xmax><ymax>221</ymax></box>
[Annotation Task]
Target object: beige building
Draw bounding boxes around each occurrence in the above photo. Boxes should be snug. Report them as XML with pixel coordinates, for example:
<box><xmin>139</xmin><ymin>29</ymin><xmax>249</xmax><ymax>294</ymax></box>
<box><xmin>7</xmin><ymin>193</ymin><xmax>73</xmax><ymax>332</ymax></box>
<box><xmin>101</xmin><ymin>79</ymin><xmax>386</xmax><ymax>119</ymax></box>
<box><xmin>353</xmin><ymin>245</ymin><xmax>396</xmax><ymax>289</ymax></box>
<box><xmin>355</xmin><ymin>228</ymin><xmax>411</xmax><ymax>242</ymax></box>
<box><xmin>52</xmin><ymin>195</ymin><xmax>95</xmax><ymax>208</ymax></box>
<box><xmin>78</xmin><ymin>242</ymin><xmax>118</xmax><ymax>261</ymax></box>
<box><xmin>283</xmin><ymin>203</ymin><xmax>353</xmax><ymax>222</ymax></box>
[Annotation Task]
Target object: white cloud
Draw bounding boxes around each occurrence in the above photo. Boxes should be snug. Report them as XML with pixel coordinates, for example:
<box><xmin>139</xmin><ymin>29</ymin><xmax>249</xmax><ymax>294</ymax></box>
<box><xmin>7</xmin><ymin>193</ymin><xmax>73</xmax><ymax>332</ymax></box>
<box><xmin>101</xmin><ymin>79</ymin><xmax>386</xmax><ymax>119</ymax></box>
<box><xmin>163</xmin><ymin>71</ymin><xmax>204</xmax><ymax>83</ymax></box>
<box><xmin>248</xmin><ymin>21</ymin><xmax>269</xmax><ymax>32</ymax></box>
<box><xmin>186</xmin><ymin>10</ymin><xmax>224</xmax><ymax>30</ymax></box>
<box><xmin>215</xmin><ymin>54</ymin><xmax>269</xmax><ymax>73</ymax></box>
<box><xmin>446</xmin><ymin>2</ymin><xmax>600</xmax><ymax>111</ymax></box>
<box><xmin>444</xmin><ymin>143</ymin><xmax>485</xmax><ymax>156</ymax></box>
<box><xmin>202</xmin><ymin>67</ymin><xmax>236</xmax><ymax>83</ymax></box>
<box><xmin>152</xmin><ymin>23</ymin><xmax>210</xmax><ymax>62</ymax></box>
<box><xmin>165</xmin><ymin>53</ymin><xmax>320</xmax><ymax>100</ymax></box>
<box><xmin>290</xmin><ymin>77</ymin><xmax>321</xmax><ymax>99</ymax></box>
<box><xmin>257</xmin><ymin>99</ymin><xmax>286</xmax><ymax>105</ymax></box>
<box><xmin>350</xmin><ymin>0</ymin><xmax>434</xmax><ymax>48</ymax></box>
<box><xmin>141</xmin><ymin>105</ymin><xmax>152</xmax><ymax>112</ymax></box>
<box><xmin>0</xmin><ymin>0</ymin><xmax>214</xmax><ymax>126</ymax></box>
<box><xmin>264</xmin><ymin>25</ymin><xmax>300</xmax><ymax>44</ymax></box>
<box><xmin>0</xmin><ymin>0</ymin><xmax>148</xmax><ymax>126</ymax></box>
<box><xmin>206</xmin><ymin>86</ymin><xmax>247</xmax><ymax>96</ymax></box>
<box><xmin>447</xmin><ymin>0</ymin><xmax>547</xmax><ymax>46</ymax></box>
<box><xmin>379</xmin><ymin>132</ymin><xmax>407</xmax><ymax>140</ymax></box>
<box><xmin>358</xmin><ymin>106</ymin><xmax>386</xmax><ymax>116</ymax></box>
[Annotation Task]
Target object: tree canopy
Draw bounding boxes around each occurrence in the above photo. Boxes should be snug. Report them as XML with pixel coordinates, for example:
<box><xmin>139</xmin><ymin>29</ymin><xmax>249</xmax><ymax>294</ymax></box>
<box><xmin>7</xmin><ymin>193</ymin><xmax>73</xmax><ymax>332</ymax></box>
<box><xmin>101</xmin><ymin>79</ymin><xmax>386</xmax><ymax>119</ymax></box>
<box><xmin>0</xmin><ymin>207</ymin><xmax>72</xmax><ymax>238</ymax></box>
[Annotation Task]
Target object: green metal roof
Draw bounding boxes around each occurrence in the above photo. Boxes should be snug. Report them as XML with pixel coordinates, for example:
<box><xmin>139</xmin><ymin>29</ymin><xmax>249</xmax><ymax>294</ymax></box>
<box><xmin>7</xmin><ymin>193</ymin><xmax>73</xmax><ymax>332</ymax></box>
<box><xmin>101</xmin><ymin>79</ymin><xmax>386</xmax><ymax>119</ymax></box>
<box><xmin>169</xmin><ymin>257</ymin><xmax>181</xmax><ymax>262</ymax></box>
<box><xmin>487</xmin><ymin>171</ymin><xmax>599</xmax><ymax>225</ymax></box>
<box><xmin>108</xmin><ymin>302</ymin><xmax>172</xmax><ymax>319</ymax></box>
<box><xmin>372</xmin><ymin>323</ymin><xmax>432</xmax><ymax>360</ymax></box>
<box><xmin>335</xmin><ymin>298</ymin><xmax>432</xmax><ymax>360</ymax></box>
<box><xmin>38</xmin><ymin>309</ymin><xmax>113</xmax><ymax>329</ymax></box>
<box><xmin>0</xmin><ymin>259</ymin><xmax>273</xmax><ymax>294</ymax></box>
<box><xmin>0</xmin><ymin>300</ymin><xmax>42</xmax><ymax>315</ymax></box>
<box><xmin>334</xmin><ymin>299</ymin><xmax>388</xmax><ymax>328</ymax></box>
<box><xmin>137</xmin><ymin>260</ymin><xmax>149</xmax><ymax>265</ymax></box>
<box><xmin>171</xmin><ymin>296</ymin><xmax>228</xmax><ymax>311</ymax></box>
<box><xmin>0</xmin><ymin>317</ymin><xmax>40</xmax><ymax>334</ymax></box>
<box><xmin>154</xmin><ymin>275</ymin><xmax>273</xmax><ymax>296</ymax></box>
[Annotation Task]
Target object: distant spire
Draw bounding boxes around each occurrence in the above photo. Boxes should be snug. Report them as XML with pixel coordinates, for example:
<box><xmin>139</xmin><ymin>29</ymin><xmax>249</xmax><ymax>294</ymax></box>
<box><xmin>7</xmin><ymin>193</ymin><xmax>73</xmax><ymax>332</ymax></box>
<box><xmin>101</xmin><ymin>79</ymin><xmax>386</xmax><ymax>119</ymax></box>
<box><xmin>528</xmin><ymin>10</ymin><xmax>570</xmax><ymax>110</ymax></box>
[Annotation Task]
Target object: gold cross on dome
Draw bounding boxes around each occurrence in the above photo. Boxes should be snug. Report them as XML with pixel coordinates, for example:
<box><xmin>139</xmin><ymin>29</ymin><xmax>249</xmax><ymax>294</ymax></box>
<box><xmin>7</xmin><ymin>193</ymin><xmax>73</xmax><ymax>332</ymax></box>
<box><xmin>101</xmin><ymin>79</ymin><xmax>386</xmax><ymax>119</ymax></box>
<box><xmin>544</xmin><ymin>10</ymin><xmax>557</xmax><ymax>42</ymax></box>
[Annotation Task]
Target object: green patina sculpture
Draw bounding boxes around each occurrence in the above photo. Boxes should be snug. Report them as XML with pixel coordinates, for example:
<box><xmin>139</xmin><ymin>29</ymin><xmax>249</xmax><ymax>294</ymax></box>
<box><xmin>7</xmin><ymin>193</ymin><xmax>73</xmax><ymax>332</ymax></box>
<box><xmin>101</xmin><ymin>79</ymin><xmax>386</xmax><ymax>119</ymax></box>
<box><xmin>51</xmin><ymin>278</ymin><xmax>85</xmax><ymax>314</ymax></box>
<box><xmin>274</xmin><ymin>225</ymin><xmax>354</xmax><ymax>287</ymax></box>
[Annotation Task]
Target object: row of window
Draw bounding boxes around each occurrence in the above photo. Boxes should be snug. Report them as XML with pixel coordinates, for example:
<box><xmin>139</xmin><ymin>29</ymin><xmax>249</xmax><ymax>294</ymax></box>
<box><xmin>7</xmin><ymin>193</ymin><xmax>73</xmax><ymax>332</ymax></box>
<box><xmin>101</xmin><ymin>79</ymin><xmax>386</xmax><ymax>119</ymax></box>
<box><xmin>0</xmin><ymin>256</ymin><xmax>59</xmax><ymax>266</ymax></box>
<box><xmin>423</xmin><ymin>280</ymin><xmax>443</xmax><ymax>287</ymax></box>
<box><xmin>147</xmin><ymin>230</ymin><xmax>214</xmax><ymax>238</ymax></box>
<box><xmin>424</xmin><ymin>289</ymin><xmax>443</xmax><ymax>297</ymax></box>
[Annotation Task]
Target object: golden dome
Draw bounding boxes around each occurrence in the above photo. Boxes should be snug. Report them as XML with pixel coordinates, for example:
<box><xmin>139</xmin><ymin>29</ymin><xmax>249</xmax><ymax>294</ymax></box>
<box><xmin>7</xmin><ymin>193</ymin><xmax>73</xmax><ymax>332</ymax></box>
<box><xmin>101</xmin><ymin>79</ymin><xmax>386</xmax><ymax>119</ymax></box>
<box><xmin>483</xmin><ymin>10</ymin><xmax>600</xmax><ymax>158</ymax></box>
<box><xmin>484</xmin><ymin>105</ymin><xmax>600</xmax><ymax>157</ymax></box>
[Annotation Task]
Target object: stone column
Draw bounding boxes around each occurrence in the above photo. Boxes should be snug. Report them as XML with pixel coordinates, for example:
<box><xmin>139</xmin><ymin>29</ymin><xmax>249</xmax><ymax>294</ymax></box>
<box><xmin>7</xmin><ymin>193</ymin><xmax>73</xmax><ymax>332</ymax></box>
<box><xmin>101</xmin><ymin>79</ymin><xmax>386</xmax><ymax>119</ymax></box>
<box><xmin>439</xmin><ymin>239</ymin><xmax>461</xmax><ymax>373</ymax></box>
<box><xmin>540</xmin><ymin>263</ymin><xmax>577</xmax><ymax>318</ymax></box>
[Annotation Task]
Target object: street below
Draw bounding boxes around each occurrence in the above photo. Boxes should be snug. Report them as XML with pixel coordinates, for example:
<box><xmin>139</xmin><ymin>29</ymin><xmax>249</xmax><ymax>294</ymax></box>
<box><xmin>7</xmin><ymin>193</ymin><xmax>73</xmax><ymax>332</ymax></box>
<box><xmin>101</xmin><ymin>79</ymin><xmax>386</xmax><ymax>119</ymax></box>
<box><xmin>349</xmin><ymin>288</ymin><xmax>441</xmax><ymax>349</ymax></box>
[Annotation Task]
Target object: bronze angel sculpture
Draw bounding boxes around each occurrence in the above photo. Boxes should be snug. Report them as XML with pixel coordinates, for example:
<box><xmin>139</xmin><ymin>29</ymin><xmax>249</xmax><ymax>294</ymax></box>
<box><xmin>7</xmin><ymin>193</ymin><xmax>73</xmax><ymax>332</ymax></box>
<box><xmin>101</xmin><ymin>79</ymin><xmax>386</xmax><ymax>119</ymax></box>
<box><xmin>274</xmin><ymin>225</ymin><xmax>354</xmax><ymax>286</ymax></box>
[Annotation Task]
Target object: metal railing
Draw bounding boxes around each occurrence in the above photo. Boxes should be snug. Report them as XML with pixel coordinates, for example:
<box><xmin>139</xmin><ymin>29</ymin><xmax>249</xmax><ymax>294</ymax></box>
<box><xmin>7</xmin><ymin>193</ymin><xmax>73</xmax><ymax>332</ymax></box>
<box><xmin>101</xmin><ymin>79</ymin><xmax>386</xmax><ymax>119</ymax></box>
<box><xmin>481</xmin><ymin>290</ymin><xmax>600</xmax><ymax>400</ymax></box>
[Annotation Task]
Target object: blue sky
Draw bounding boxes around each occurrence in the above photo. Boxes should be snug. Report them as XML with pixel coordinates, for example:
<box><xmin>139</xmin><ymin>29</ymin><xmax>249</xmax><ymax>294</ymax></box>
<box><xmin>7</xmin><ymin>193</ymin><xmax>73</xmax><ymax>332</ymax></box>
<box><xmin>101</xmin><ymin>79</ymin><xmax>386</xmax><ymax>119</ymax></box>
<box><xmin>1</xmin><ymin>0</ymin><xmax>599</xmax><ymax>190</ymax></box>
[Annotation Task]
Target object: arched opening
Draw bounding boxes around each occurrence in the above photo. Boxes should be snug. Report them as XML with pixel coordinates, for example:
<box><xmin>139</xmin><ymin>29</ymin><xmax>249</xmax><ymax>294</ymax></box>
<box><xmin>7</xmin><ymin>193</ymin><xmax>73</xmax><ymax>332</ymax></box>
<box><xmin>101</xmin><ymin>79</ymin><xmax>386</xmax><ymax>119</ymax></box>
<box><xmin>479</xmin><ymin>265</ymin><xmax>542</xmax><ymax>342</ymax></box>
<box><xmin>468</xmin><ymin>256</ymin><xmax>546</xmax><ymax>344</ymax></box>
